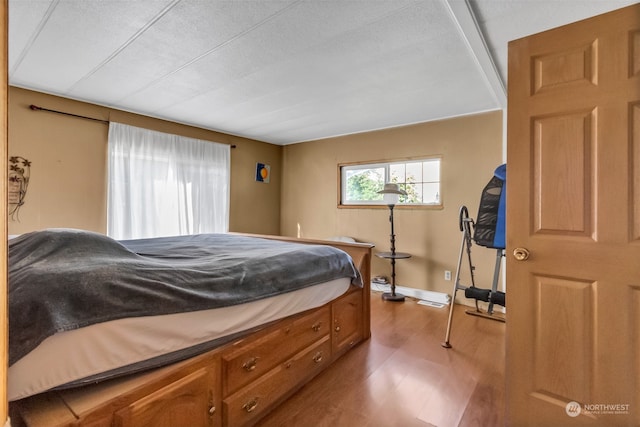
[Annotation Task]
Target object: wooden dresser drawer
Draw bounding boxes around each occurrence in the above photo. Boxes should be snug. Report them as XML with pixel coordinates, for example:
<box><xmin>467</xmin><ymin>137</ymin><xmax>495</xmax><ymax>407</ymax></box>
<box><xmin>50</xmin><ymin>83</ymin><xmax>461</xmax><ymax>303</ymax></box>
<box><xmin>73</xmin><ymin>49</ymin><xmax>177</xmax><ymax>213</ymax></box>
<box><xmin>223</xmin><ymin>336</ymin><xmax>331</xmax><ymax>427</ymax></box>
<box><xmin>223</xmin><ymin>305</ymin><xmax>330</xmax><ymax>395</ymax></box>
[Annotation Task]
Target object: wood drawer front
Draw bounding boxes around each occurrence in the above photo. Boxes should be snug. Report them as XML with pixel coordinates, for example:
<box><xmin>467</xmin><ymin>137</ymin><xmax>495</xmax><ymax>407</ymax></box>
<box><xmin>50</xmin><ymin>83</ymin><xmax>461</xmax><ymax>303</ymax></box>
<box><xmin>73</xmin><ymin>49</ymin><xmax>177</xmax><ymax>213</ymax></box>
<box><xmin>113</xmin><ymin>367</ymin><xmax>217</xmax><ymax>427</ymax></box>
<box><xmin>223</xmin><ymin>305</ymin><xmax>330</xmax><ymax>395</ymax></box>
<box><xmin>332</xmin><ymin>290</ymin><xmax>363</xmax><ymax>357</ymax></box>
<box><xmin>223</xmin><ymin>336</ymin><xmax>331</xmax><ymax>427</ymax></box>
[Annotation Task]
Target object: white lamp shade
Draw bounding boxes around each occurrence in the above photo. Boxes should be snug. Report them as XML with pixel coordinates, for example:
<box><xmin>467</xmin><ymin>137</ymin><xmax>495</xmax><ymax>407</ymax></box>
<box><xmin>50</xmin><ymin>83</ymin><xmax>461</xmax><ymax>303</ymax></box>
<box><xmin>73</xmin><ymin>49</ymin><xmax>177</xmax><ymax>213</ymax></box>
<box><xmin>383</xmin><ymin>192</ymin><xmax>399</xmax><ymax>205</ymax></box>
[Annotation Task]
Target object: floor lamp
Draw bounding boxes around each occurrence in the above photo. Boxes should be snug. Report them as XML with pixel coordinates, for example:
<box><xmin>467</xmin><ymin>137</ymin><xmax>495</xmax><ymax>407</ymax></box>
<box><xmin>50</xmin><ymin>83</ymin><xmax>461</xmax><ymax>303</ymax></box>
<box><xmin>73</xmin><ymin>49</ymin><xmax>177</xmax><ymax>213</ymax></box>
<box><xmin>377</xmin><ymin>183</ymin><xmax>409</xmax><ymax>302</ymax></box>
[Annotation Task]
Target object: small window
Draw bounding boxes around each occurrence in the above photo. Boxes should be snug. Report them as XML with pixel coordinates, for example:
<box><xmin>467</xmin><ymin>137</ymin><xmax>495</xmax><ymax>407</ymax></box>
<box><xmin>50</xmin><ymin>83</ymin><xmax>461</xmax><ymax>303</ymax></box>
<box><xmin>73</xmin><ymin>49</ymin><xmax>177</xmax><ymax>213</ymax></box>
<box><xmin>340</xmin><ymin>158</ymin><xmax>441</xmax><ymax>206</ymax></box>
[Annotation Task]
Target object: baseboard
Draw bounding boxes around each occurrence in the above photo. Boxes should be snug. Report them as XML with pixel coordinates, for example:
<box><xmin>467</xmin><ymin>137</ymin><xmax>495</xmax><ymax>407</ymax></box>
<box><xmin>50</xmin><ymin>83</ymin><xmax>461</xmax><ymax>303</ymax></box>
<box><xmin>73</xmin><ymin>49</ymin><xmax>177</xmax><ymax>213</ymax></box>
<box><xmin>371</xmin><ymin>283</ymin><xmax>507</xmax><ymax>314</ymax></box>
<box><xmin>371</xmin><ymin>282</ymin><xmax>450</xmax><ymax>305</ymax></box>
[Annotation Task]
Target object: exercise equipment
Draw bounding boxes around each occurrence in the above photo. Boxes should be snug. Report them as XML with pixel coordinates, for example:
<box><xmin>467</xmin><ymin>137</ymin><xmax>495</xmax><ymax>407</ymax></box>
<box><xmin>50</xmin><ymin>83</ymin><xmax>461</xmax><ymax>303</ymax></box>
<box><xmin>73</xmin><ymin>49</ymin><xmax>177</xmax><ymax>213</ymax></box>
<box><xmin>442</xmin><ymin>164</ymin><xmax>506</xmax><ymax>349</ymax></box>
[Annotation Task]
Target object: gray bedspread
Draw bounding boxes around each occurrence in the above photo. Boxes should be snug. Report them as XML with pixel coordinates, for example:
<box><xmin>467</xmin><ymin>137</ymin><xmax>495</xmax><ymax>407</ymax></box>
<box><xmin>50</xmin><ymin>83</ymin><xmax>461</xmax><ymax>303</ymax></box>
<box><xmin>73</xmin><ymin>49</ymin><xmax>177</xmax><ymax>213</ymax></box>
<box><xmin>8</xmin><ymin>229</ymin><xmax>361</xmax><ymax>365</ymax></box>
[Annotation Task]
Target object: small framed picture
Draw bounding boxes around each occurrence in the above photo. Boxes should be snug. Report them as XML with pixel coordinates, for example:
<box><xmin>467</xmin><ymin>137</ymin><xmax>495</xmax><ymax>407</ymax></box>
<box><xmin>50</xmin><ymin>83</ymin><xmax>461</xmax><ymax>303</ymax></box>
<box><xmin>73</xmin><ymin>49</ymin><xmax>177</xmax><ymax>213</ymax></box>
<box><xmin>256</xmin><ymin>162</ymin><xmax>270</xmax><ymax>183</ymax></box>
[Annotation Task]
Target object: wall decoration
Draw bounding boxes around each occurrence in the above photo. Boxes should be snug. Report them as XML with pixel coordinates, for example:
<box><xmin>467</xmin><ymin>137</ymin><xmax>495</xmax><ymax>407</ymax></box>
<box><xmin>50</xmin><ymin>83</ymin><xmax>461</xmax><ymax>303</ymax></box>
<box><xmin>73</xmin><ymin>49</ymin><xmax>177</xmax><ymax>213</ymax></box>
<box><xmin>256</xmin><ymin>162</ymin><xmax>270</xmax><ymax>183</ymax></box>
<box><xmin>9</xmin><ymin>156</ymin><xmax>31</xmax><ymax>221</ymax></box>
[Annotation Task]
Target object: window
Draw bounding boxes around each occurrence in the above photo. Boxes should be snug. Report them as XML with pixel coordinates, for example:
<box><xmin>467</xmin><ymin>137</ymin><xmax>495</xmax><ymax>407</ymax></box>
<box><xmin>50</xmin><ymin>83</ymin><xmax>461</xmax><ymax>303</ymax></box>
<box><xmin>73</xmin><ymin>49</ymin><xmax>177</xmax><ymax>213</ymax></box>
<box><xmin>340</xmin><ymin>158</ymin><xmax>441</xmax><ymax>206</ymax></box>
<box><xmin>107</xmin><ymin>122</ymin><xmax>230</xmax><ymax>240</ymax></box>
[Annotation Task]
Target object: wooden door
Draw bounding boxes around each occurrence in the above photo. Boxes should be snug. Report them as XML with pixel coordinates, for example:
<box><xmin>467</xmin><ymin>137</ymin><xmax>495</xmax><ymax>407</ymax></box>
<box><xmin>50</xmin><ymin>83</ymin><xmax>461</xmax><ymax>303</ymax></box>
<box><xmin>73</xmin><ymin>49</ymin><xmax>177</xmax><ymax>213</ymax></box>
<box><xmin>1</xmin><ymin>0</ymin><xmax>8</xmax><ymax>425</ymax></box>
<box><xmin>506</xmin><ymin>4</ymin><xmax>640</xmax><ymax>426</ymax></box>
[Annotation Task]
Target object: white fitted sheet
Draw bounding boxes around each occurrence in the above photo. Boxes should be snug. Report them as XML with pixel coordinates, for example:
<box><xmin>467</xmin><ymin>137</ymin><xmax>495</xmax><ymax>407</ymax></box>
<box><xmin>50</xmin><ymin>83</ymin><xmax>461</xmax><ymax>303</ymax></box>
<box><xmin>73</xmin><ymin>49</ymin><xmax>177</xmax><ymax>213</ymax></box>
<box><xmin>9</xmin><ymin>278</ymin><xmax>351</xmax><ymax>401</ymax></box>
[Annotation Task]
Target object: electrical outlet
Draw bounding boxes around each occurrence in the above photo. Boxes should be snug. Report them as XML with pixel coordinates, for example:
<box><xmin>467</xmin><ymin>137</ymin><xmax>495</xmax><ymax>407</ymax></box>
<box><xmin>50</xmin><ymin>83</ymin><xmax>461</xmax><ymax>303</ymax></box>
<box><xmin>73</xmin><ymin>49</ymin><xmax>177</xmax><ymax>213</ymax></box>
<box><xmin>444</xmin><ymin>270</ymin><xmax>452</xmax><ymax>281</ymax></box>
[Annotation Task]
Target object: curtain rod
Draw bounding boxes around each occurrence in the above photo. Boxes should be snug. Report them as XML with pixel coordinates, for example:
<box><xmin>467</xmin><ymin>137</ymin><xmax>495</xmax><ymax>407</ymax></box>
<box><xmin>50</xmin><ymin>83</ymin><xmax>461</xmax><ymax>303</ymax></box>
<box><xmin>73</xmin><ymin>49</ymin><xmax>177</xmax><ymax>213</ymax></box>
<box><xmin>30</xmin><ymin>104</ymin><xmax>109</xmax><ymax>124</ymax></box>
<box><xmin>29</xmin><ymin>104</ymin><xmax>237</xmax><ymax>148</ymax></box>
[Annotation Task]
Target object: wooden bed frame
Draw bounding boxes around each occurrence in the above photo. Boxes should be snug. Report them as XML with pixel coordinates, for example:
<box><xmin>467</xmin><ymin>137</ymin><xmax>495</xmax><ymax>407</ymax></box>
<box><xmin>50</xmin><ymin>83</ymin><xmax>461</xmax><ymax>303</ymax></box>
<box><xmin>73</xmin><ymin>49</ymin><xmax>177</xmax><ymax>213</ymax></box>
<box><xmin>10</xmin><ymin>235</ymin><xmax>373</xmax><ymax>427</ymax></box>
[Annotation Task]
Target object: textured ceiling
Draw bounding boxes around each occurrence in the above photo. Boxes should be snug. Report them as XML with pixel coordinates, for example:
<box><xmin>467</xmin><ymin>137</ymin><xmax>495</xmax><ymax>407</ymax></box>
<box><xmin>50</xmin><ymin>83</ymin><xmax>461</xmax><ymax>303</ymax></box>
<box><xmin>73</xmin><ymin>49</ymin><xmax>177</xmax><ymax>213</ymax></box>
<box><xmin>8</xmin><ymin>0</ymin><xmax>637</xmax><ymax>145</ymax></box>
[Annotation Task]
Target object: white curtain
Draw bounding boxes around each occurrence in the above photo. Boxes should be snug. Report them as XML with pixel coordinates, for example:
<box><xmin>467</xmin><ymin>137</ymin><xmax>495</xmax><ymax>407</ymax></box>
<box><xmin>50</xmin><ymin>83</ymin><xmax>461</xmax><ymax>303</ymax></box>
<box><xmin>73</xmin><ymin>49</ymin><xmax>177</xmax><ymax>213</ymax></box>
<box><xmin>107</xmin><ymin>122</ymin><xmax>230</xmax><ymax>240</ymax></box>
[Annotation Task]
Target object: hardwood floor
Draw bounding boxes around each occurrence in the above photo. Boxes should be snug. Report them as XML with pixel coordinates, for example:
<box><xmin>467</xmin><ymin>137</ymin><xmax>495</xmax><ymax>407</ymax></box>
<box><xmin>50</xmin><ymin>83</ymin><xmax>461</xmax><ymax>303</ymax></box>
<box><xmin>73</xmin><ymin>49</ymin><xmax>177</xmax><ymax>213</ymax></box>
<box><xmin>258</xmin><ymin>291</ymin><xmax>506</xmax><ymax>427</ymax></box>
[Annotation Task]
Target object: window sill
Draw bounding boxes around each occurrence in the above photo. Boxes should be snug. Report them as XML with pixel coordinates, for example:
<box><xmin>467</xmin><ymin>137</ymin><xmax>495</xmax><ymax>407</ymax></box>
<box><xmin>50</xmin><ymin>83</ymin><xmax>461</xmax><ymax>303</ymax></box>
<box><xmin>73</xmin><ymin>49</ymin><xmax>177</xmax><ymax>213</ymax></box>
<box><xmin>337</xmin><ymin>204</ymin><xmax>444</xmax><ymax>210</ymax></box>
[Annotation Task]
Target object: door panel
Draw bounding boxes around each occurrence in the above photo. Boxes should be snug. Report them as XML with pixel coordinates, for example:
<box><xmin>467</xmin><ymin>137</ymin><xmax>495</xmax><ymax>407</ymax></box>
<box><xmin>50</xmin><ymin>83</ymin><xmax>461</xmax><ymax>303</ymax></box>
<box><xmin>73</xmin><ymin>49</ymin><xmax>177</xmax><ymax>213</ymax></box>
<box><xmin>532</xmin><ymin>276</ymin><xmax>594</xmax><ymax>403</ymax></box>
<box><xmin>506</xmin><ymin>4</ymin><xmax>640</xmax><ymax>426</ymax></box>
<box><xmin>532</xmin><ymin>41</ymin><xmax>597</xmax><ymax>93</ymax></box>
<box><xmin>533</xmin><ymin>111</ymin><xmax>594</xmax><ymax>236</ymax></box>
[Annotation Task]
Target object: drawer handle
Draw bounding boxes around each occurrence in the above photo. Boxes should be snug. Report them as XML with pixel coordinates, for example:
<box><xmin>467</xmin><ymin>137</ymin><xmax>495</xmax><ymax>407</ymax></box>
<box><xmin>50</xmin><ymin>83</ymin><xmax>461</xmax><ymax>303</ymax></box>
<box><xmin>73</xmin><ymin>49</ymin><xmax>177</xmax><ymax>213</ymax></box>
<box><xmin>242</xmin><ymin>357</ymin><xmax>259</xmax><ymax>372</ymax></box>
<box><xmin>242</xmin><ymin>397</ymin><xmax>259</xmax><ymax>413</ymax></box>
<box><xmin>334</xmin><ymin>325</ymin><xmax>341</xmax><ymax>332</ymax></box>
<box><xmin>312</xmin><ymin>322</ymin><xmax>322</xmax><ymax>332</ymax></box>
<box><xmin>313</xmin><ymin>352</ymin><xmax>323</xmax><ymax>363</ymax></box>
<box><xmin>208</xmin><ymin>393</ymin><xmax>216</xmax><ymax>416</ymax></box>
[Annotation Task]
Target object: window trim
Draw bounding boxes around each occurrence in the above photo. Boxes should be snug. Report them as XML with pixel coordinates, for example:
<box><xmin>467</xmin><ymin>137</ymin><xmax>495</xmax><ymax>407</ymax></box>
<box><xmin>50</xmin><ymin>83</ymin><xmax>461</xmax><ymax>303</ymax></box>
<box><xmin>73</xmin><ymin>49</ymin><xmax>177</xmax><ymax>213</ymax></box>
<box><xmin>337</xmin><ymin>156</ymin><xmax>443</xmax><ymax>209</ymax></box>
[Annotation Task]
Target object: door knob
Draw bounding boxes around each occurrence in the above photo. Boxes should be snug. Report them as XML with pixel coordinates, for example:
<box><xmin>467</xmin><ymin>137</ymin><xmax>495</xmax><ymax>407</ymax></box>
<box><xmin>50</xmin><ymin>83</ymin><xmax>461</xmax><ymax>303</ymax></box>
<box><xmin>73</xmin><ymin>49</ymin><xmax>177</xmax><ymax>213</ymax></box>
<box><xmin>513</xmin><ymin>247</ymin><xmax>530</xmax><ymax>261</ymax></box>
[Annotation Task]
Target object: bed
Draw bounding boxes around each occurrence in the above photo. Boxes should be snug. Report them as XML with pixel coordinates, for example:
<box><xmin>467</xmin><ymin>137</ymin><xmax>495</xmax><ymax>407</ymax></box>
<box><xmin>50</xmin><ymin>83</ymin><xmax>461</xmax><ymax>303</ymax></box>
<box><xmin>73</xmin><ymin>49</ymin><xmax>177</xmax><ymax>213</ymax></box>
<box><xmin>8</xmin><ymin>229</ymin><xmax>373</xmax><ymax>427</ymax></box>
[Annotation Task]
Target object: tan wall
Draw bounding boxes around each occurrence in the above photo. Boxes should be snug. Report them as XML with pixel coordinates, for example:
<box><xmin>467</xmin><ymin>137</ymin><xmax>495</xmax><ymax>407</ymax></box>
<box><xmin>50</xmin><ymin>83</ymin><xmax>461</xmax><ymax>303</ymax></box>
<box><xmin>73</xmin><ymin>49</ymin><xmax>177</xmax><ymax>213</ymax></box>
<box><xmin>8</xmin><ymin>87</ymin><xmax>282</xmax><ymax>236</ymax></box>
<box><xmin>281</xmin><ymin>111</ymin><xmax>504</xmax><ymax>301</ymax></box>
<box><xmin>9</xmin><ymin>86</ymin><xmax>503</xmax><ymax>302</ymax></box>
